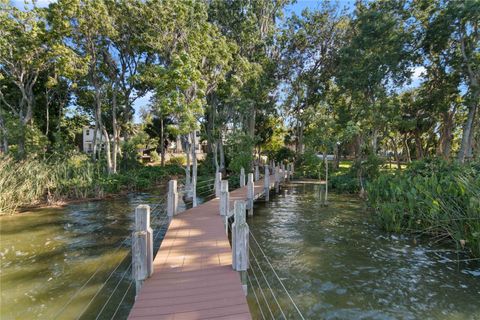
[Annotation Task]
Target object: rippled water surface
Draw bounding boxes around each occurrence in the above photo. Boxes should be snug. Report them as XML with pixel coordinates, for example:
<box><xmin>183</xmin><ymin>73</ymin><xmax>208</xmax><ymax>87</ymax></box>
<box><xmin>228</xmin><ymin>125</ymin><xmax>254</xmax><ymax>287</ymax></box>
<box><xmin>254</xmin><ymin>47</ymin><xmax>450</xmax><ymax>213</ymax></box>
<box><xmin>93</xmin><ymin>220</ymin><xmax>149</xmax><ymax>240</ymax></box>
<box><xmin>247</xmin><ymin>182</ymin><xmax>480</xmax><ymax>320</ymax></box>
<box><xmin>0</xmin><ymin>192</ymin><xmax>169</xmax><ymax>320</ymax></box>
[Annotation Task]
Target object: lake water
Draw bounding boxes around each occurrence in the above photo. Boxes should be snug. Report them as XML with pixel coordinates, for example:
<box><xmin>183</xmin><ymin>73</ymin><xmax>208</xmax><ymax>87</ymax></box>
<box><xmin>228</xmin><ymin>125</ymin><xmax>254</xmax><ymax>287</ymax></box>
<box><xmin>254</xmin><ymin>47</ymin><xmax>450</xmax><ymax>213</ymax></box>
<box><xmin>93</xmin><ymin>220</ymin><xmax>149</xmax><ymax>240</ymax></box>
<box><xmin>1</xmin><ymin>181</ymin><xmax>479</xmax><ymax>320</ymax></box>
<box><xmin>0</xmin><ymin>192</ymin><xmax>169</xmax><ymax>320</ymax></box>
<box><xmin>246</xmin><ymin>181</ymin><xmax>480</xmax><ymax>320</ymax></box>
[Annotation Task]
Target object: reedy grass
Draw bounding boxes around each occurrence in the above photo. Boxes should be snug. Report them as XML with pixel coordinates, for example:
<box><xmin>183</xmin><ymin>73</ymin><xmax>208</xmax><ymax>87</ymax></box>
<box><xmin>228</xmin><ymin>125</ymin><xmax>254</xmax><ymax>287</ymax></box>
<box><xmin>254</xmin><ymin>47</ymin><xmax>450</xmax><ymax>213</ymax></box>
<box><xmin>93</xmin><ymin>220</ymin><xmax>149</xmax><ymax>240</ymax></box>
<box><xmin>367</xmin><ymin>159</ymin><xmax>480</xmax><ymax>256</ymax></box>
<box><xmin>0</xmin><ymin>155</ymin><xmax>184</xmax><ymax>215</ymax></box>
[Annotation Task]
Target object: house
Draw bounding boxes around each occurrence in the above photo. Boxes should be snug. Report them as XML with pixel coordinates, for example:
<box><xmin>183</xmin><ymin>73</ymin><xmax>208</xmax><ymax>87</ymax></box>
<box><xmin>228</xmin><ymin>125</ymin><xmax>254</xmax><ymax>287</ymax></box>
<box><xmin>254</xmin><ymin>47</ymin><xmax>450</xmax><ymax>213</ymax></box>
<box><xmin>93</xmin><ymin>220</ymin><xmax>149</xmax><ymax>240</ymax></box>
<box><xmin>81</xmin><ymin>127</ymin><xmax>106</xmax><ymax>153</ymax></box>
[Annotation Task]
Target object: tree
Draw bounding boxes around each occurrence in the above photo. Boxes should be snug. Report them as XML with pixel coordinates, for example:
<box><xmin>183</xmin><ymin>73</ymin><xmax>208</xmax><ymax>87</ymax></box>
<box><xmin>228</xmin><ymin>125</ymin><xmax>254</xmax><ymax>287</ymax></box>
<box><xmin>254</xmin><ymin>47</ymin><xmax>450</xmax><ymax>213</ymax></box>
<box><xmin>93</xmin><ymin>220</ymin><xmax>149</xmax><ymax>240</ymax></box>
<box><xmin>0</xmin><ymin>3</ymin><xmax>52</xmax><ymax>156</ymax></box>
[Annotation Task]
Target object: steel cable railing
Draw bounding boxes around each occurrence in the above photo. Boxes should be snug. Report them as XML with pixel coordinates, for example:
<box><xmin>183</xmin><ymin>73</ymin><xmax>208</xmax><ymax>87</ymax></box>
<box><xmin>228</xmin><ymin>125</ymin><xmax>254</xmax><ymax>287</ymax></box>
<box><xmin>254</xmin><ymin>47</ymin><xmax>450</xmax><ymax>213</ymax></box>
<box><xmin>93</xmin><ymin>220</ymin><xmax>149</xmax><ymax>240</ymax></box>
<box><xmin>91</xmin><ymin>209</ymin><xmax>171</xmax><ymax>319</ymax></box>
<box><xmin>249</xmin><ymin>246</ymin><xmax>287</xmax><ymax>319</ymax></box>
<box><xmin>103</xmin><ymin>210</ymin><xmax>171</xmax><ymax>319</ymax></box>
<box><xmin>52</xmin><ymin>200</ymin><xmax>166</xmax><ymax>320</ymax></box>
<box><xmin>246</xmin><ymin>272</ymin><xmax>267</xmax><ymax>320</ymax></box>
<box><xmin>227</xmin><ymin>220</ymin><xmax>274</xmax><ymax>320</ymax></box>
<box><xmin>249</xmin><ymin>230</ymin><xmax>306</xmax><ymax>320</ymax></box>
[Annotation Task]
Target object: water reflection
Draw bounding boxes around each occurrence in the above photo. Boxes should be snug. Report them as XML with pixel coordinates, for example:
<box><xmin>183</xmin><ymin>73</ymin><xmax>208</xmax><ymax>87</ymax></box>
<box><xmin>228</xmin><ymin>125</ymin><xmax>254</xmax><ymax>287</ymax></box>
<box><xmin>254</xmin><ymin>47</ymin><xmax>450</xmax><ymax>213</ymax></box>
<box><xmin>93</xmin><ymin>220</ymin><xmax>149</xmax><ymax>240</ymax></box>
<box><xmin>0</xmin><ymin>192</ymin><xmax>167</xmax><ymax>320</ymax></box>
<box><xmin>247</xmin><ymin>182</ymin><xmax>480</xmax><ymax>320</ymax></box>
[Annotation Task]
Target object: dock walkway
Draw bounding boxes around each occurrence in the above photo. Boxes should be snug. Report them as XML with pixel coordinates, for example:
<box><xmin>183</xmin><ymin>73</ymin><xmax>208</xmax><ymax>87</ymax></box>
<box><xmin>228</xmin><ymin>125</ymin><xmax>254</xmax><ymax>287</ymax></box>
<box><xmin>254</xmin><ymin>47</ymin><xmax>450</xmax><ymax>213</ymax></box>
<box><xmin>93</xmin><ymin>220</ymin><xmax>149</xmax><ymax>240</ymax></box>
<box><xmin>128</xmin><ymin>176</ymin><xmax>273</xmax><ymax>320</ymax></box>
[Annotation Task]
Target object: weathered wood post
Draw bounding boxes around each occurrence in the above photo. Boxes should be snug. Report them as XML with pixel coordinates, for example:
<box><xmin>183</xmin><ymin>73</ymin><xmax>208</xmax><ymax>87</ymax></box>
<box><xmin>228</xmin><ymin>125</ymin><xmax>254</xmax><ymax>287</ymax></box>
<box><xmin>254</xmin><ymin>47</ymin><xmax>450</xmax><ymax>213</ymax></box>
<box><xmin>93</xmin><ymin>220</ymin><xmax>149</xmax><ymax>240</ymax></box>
<box><xmin>132</xmin><ymin>205</ymin><xmax>153</xmax><ymax>297</ymax></box>
<box><xmin>319</xmin><ymin>183</ymin><xmax>325</xmax><ymax>205</ymax></box>
<box><xmin>215</xmin><ymin>171</ymin><xmax>222</xmax><ymax>198</ymax></box>
<box><xmin>264</xmin><ymin>165</ymin><xmax>270</xmax><ymax>201</ymax></box>
<box><xmin>290</xmin><ymin>163</ymin><xmax>294</xmax><ymax>180</ymax></box>
<box><xmin>240</xmin><ymin>167</ymin><xmax>245</xmax><ymax>188</ymax></box>
<box><xmin>274</xmin><ymin>166</ymin><xmax>280</xmax><ymax>194</ymax></box>
<box><xmin>286</xmin><ymin>163</ymin><xmax>291</xmax><ymax>181</ymax></box>
<box><xmin>167</xmin><ymin>180</ymin><xmax>178</xmax><ymax>221</ymax></box>
<box><xmin>281</xmin><ymin>163</ymin><xmax>286</xmax><ymax>182</ymax></box>
<box><xmin>325</xmin><ymin>156</ymin><xmax>329</xmax><ymax>206</ymax></box>
<box><xmin>232</xmin><ymin>200</ymin><xmax>249</xmax><ymax>295</ymax></box>
<box><xmin>255</xmin><ymin>165</ymin><xmax>260</xmax><ymax>181</ymax></box>
<box><xmin>247</xmin><ymin>173</ymin><xmax>254</xmax><ymax>217</ymax></box>
<box><xmin>220</xmin><ymin>180</ymin><xmax>230</xmax><ymax>217</ymax></box>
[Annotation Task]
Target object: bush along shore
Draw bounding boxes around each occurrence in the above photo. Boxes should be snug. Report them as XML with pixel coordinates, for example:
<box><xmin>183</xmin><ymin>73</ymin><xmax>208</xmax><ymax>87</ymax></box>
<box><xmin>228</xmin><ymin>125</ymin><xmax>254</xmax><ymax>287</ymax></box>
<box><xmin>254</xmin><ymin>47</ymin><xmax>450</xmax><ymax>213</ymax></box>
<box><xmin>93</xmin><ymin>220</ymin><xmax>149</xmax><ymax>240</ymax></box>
<box><xmin>0</xmin><ymin>155</ymin><xmax>184</xmax><ymax>215</ymax></box>
<box><xmin>367</xmin><ymin>159</ymin><xmax>480</xmax><ymax>257</ymax></box>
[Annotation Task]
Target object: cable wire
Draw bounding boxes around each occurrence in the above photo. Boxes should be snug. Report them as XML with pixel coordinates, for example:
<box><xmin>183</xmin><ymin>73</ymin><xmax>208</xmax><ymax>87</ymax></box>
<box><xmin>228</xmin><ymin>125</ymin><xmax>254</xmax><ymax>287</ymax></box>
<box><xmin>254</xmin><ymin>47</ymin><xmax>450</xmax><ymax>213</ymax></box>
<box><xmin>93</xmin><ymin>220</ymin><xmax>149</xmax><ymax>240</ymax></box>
<box><xmin>246</xmin><ymin>272</ymin><xmax>267</xmax><ymax>320</ymax></box>
<box><xmin>249</xmin><ymin>247</ymin><xmax>287</xmax><ymax>319</ymax></box>
<box><xmin>249</xmin><ymin>231</ymin><xmax>305</xmax><ymax>320</ymax></box>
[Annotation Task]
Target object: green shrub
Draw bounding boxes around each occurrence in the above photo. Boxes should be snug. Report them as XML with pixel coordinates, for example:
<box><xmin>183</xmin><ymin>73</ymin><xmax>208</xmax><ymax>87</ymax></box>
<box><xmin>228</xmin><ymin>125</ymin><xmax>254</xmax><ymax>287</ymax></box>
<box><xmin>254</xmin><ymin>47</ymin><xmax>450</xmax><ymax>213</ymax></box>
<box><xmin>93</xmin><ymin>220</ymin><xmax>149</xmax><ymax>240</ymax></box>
<box><xmin>329</xmin><ymin>173</ymin><xmax>359</xmax><ymax>193</ymax></box>
<box><xmin>274</xmin><ymin>147</ymin><xmax>295</xmax><ymax>163</ymax></box>
<box><xmin>150</xmin><ymin>150</ymin><xmax>160</xmax><ymax>163</ymax></box>
<box><xmin>0</xmin><ymin>155</ymin><xmax>184</xmax><ymax>215</ymax></box>
<box><xmin>225</xmin><ymin>132</ymin><xmax>254</xmax><ymax>173</ymax></box>
<box><xmin>169</xmin><ymin>155</ymin><xmax>186</xmax><ymax>166</ymax></box>
<box><xmin>367</xmin><ymin>159</ymin><xmax>480</xmax><ymax>256</ymax></box>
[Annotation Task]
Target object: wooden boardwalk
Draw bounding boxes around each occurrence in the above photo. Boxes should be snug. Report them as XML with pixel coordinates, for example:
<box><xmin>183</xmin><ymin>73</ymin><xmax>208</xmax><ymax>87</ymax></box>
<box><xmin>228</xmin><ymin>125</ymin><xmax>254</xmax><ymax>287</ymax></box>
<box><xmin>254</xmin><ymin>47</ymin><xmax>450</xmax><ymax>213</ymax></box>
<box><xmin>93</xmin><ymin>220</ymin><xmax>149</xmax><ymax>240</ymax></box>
<box><xmin>128</xmin><ymin>177</ymin><xmax>273</xmax><ymax>320</ymax></box>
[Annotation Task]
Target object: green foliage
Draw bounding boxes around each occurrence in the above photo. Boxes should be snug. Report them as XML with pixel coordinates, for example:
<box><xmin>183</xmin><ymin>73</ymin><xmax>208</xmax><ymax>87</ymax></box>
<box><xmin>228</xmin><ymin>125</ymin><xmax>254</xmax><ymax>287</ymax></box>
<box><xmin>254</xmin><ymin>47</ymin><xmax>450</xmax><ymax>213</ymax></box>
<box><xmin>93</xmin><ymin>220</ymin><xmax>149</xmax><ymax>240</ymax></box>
<box><xmin>350</xmin><ymin>154</ymin><xmax>384</xmax><ymax>184</ymax></box>
<box><xmin>273</xmin><ymin>147</ymin><xmax>295</xmax><ymax>163</ymax></box>
<box><xmin>0</xmin><ymin>154</ymin><xmax>183</xmax><ymax>215</ymax></box>
<box><xmin>295</xmin><ymin>151</ymin><xmax>322</xmax><ymax>178</ymax></box>
<box><xmin>329</xmin><ymin>173</ymin><xmax>360</xmax><ymax>194</ymax></box>
<box><xmin>367</xmin><ymin>159</ymin><xmax>480</xmax><ymax>256</ymax></box>
<box><xmin>226</xmin><ymin>132</ymin><xmax>254</xmax><ymax>173</ymax></box>
<box><xmin>168</xmin><ymin>155</ymin><xmax>187</xmax><ymax>166</ymax></box>
<box><xmin>150</xmin><ymin>150</ymin><xmax>160</xmax><ymax>163</ymax></box>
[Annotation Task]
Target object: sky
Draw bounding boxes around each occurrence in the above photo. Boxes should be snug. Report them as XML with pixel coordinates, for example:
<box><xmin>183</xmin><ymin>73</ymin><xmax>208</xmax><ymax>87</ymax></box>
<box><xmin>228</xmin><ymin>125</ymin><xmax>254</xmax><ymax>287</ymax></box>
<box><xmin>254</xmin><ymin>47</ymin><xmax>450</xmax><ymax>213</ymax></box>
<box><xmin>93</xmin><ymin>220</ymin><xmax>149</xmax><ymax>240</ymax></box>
<box><xmin>10</xmin><ymin>0</ymin><xmax>423</xmax><ymax>123</ymax></box>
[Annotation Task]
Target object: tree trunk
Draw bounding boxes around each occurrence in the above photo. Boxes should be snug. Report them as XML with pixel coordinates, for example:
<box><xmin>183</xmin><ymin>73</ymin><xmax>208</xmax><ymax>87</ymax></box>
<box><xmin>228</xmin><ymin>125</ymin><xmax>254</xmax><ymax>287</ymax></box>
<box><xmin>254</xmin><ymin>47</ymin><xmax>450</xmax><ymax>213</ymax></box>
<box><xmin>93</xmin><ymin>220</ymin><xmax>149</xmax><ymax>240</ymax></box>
<box><xmin>191</xmin><ymin>131</ymin><xmax>198</xmax><ymax>207</ymax></box>
<box><xmin>92</xmin><ymin>90</ymin><xmax>102</xmax><ymax>161</ymax></box>
<box><xmin>403</xmin><ymin>134</ymin><xmax>411</xmax><ymax>163</ymax></box>
<box><xmin>17</xmin><ymin>118</ymin><xmax>27</xmax><ymax>158</ymax></box>
<box><xmin>102</xmin><ymin>127</ymin><xmax>113</xmax><ymax>174</ymax></box>
<box><xmin>458</xmin><ymin>100</ymin><xmax>477</xmax><ymax>162</ymax></box>
<box><xmin>112</xmin><ymin>89</ymin><xmax>118</xmax><ymax>174</ymax></box>
<box><xmin>333</xmin><ymin>143</ymin><xmax>339</xmax><ymax>169</ymax></box>
<box><xmin>414</xmin><ymin>131</ymin><xmax>424</xmax><ymax>160</ymax></box>
<box><xmin>298</xmin><ymin>121</ymin><xmax>304</xmax><ymax>154</ymax></box>
<box><xmin>219</xmin><ymin>136</ymin><xmax>225</xmax><ymax>174</ymax></box>
<box><xmin>212</xmin><ymin>140</ymin><xmax>219</xmax><ymax>173</ymax></box>
<box><xmin>437</xmin><ymin>111</ymin><xmax>455</xmax><ymax>159</ymax></box>
<box><xmin>0</xmin><ymin>112</ymin><xmax>8</xmax><ymax>154</ymax></box>
<box><xmin>184</xmin><ymin>135</ymin><xmax>191</xmax><ymax>186</ymax></box>
<box><xmin>389</xmin><ymin>136</ymin><xmax>401</xmax><ymax>170</ymax></box>
<box><xmin>248</xmin><ymin>106</ymin><xmax>256</xmax><ymax>138</ymax></box>
<box><xmin>160</xmin><ymin>118</ymin><xmax>165</xmax><ymax>166</ymax></box>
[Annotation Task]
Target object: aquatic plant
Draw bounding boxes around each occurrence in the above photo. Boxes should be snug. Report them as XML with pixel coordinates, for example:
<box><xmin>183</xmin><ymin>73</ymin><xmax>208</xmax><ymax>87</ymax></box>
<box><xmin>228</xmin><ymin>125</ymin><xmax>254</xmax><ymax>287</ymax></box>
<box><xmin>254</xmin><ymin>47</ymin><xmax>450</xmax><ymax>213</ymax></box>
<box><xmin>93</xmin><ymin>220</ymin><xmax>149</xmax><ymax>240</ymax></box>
<box><xmin>0</xmin><ymin>155</ymin><xmax>184</xmax><ymax>215</ymax></box>
<box><xmin>367</xmin><ymin>159</ymin><xmax>480</xmax><ymax>256</ymax></box>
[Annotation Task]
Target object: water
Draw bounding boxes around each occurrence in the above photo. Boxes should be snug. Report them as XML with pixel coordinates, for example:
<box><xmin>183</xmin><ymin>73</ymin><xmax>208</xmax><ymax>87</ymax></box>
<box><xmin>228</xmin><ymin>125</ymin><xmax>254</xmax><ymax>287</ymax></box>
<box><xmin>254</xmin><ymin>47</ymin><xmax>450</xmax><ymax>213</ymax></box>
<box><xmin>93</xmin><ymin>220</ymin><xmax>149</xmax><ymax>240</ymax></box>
<box><xmin>0</xmin><ymin>192</ymin><xmax>169</xmax><ymax>320</ymax></box>
<box><xmin>247</xmin><ymin>182</ymin><xmax>480</xmax><ymax>320</ymax></box>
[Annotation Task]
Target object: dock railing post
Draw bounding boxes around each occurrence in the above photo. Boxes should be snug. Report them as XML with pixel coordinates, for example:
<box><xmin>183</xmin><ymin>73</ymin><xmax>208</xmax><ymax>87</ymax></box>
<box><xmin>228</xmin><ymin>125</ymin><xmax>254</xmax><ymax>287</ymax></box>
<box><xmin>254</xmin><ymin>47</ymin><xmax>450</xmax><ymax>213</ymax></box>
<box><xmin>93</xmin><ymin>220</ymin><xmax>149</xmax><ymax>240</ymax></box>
<box><xmin>215</xmin><ymin>171</ymin><xmax>222</xmax><ymax>198</ymax></box>
<box><xmin>132</xmin><ymin>205</ymin><xmax>153</xmax><ymax>297</ymax></box>
<box><xmin>167</xmin><ymin>180</ymin><xmax>178</xmax><ymax>221</ymax></box>
<box><xmin>264</xmin><ymin>165</ymin><xmax>270</xmax><ymax>201</ymax></box>
<box><xmin>247</xmin><ymin>173</ymin><xmax>254</xmax><ymax>216</ymax></box>
<box><xmin>220</xmin><ymin>180</ymin><xmax>229</xmax><ymax>217</ymax></box>
<box><xmin>240</xmin><ymin>167</ymin><xmax>245</xmax><ymax>187</ymax></box>
<box><xmin>286</xmin><ymin>163</ymin><xmax>290</xmax><ymax>181</ymax></box>
<box><xmin>255</xmin><ymin>165</ymin><xmax>260</xmax><ymax>181</ymax></box>
<box><xmin>274</xmin><ymin>166</ymin><xmax>280</xmax><ymax>194</ymax></box>
<box><xmin>232</xmin><ymin>200</ymin><xmax>249</xmax><ymax>295</ymax></box>
<box><xmin>291</xmin><ymin>163</ymin><xmax>294</xmax><ymax>179</ymax></box>
<box><xmin>281</xmin><ymin>164</ymin><xmax>286</xmax><ymax>182</ymax></box>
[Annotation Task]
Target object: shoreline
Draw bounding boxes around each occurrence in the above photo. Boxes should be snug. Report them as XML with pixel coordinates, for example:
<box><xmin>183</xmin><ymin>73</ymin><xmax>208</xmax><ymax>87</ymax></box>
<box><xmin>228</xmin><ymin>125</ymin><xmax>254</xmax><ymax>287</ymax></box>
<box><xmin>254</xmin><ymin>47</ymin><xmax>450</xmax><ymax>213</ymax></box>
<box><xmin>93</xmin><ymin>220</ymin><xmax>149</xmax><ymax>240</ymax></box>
<box><xmin>7</xmin><ymin>181</ymin><xmax>170</xmax><ymax>215</ymax></box>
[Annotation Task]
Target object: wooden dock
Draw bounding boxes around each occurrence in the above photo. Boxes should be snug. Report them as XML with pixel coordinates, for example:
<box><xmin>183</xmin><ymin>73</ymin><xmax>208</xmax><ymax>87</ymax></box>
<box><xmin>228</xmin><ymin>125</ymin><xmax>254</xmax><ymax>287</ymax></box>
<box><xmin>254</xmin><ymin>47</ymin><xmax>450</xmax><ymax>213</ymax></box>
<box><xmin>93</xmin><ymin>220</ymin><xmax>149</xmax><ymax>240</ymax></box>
<box><xmin>128</xmin><ymin>176</ymin><xmax>274</xmax><ymax>320</ymax></box>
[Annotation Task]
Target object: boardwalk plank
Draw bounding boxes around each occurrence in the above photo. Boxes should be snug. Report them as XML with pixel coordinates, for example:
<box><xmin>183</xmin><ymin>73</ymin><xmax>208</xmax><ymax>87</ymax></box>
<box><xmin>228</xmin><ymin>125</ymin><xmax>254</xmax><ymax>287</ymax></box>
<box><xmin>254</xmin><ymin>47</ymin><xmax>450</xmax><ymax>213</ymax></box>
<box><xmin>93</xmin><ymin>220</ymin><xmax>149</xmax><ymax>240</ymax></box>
<box><xmin>128</xmin><ymin>176</ymin><xmax>273</xmax><ymax>320</ymax></box>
